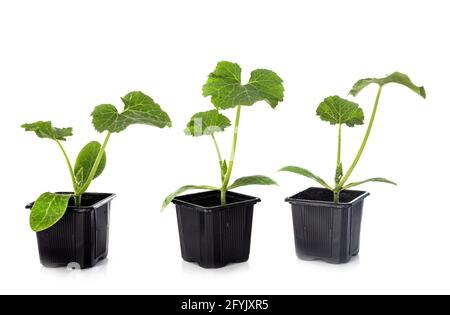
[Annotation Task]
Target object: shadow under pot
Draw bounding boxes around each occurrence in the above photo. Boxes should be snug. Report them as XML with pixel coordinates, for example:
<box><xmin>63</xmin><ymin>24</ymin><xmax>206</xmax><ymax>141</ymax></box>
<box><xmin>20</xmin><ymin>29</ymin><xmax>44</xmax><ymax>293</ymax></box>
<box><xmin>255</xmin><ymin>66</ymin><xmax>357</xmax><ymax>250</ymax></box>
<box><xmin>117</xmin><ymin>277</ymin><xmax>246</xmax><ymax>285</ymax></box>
<box><xmin>172</xmin><ymin>191</ymin><xmax>260</xmax><ymax>269</ymax></box>
<box><xmin>26</xmin><ymin>193</ymin><xmax>115</xmax><ymax>269</ymax></box>
<box><xmin>286</xmin><ymin>187</ymin><xmax>369</xmax><ymax>264</ymax></box>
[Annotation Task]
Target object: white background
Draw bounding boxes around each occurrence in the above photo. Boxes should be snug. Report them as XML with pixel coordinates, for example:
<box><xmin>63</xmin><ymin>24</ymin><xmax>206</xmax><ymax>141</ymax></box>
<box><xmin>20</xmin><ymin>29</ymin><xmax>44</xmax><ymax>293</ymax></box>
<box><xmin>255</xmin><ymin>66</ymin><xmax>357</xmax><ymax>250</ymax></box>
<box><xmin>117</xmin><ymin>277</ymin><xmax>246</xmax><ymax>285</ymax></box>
<box><xmin>0</xmin><ymin>0</ymin><xmax>448</xmax><ymax>295</ymax></box>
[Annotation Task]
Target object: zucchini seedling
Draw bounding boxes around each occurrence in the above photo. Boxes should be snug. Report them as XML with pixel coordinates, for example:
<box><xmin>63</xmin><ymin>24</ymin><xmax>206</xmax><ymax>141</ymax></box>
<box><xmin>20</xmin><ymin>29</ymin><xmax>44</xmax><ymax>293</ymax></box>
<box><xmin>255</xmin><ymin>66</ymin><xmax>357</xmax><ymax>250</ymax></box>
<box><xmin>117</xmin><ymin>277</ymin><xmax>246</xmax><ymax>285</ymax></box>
<box><xmin>23</xmin><ymin>91</ymin><xmax>172</xmax><ymax>232</ymax></box>
<box><xmin>280</xmin><ymin>72</ymin><xmax>426</xmax><ymax>203</ymax></box>
<box><xmin>162</xmin><ymin>61</ymin><xmax>285</xmax><ymax>209</ymax></box>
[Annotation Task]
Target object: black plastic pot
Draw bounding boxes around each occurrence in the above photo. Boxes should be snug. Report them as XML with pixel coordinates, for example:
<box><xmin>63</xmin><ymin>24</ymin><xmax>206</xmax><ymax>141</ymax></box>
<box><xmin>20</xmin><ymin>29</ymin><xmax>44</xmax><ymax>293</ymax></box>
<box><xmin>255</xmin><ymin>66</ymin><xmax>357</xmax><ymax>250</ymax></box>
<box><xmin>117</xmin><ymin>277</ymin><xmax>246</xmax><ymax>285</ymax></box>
<box><xmin>173</xmin><ymin>191</ymin><xmax>260</xmax><ymax>268</ymax></box>
<box><xmin>286</xmin><ymin>187</ymin><xmax>369</xmax><ymax>264</ymax></box>
<box><xmin>26</xmin><ymin>192</ymin><xmax>115</xmax><ymax>269</ymax></box>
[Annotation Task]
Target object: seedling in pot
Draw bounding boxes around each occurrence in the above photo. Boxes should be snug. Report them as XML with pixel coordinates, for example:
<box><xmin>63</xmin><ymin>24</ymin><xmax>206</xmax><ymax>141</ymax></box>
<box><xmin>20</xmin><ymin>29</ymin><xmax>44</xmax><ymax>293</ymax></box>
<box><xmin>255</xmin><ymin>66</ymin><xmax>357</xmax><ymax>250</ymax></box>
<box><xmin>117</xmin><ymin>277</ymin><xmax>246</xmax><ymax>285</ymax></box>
<box><xmin>162</xmin><ymin>61</ymin><xmax>285</xmax><ymax>209</ymax></box>
<box><xmin>23</xmin><ymin>91</ymin><xmax>172</xmax><ymax>232</ymax></box>
<box><xmin>280</xmin><ymin>72</ymin><xmax>426</xmax><ymax>202</ymax></box>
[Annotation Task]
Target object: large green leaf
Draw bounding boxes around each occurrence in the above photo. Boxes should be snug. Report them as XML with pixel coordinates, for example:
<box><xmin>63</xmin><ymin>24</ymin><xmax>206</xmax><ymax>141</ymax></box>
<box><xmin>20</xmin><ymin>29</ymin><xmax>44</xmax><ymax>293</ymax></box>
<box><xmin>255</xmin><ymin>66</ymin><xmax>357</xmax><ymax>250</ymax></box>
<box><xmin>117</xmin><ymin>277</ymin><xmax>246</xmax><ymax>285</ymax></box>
<box><xmin>279</xmin><ymin>166</ymin><xmax>332</xmax><ymax>190</ymax></box>
<box><xmin>30</xmin><ymin>192</ymin><xmax>71</xmax><ymax>232</ymax></box>
<box><xmin>185</xmin><ymin>110</ymin><xmax>231</xmax><ymax>137</ymax></box>
<box><xmin>349</xmin><ymin>72</ymin><xmax>426</xmax><ymax>98</ymax></box>
<box><xmin>161</xmin><ymin>185</ymin><xmax>219</xmax><ymax>211</ymax></box>
<box><xmin>202</xmin><ymin>61</ymin><xmax>284</xmax><ymax>109</ymax></box>
<box><xmin>228</xmin><ymin>175</ymin><xmax>278</xmax><ymax>190</ymax></box>
<box><xmin>316</xmin><ymin>96</ymin><xmax>364</xmax><ymax>127</ymax></box>
<box><xmin>343</xmin><ymin>177</ymin><xmax>397</xmax><ymax>190</ymax></box>
<box><xmin>74</xmin><ymin>141</ymin><xmax>107</xmax><ymax>187</ymax></box>
<box><xmin>91</xmin><ymin>91</ymin><xmax>172</xmax><ymax>133</ymax></box>
<box><xmin>22</xmin><ymin>121</ymin><xmax>73</xmax><ymax>141</ymax></box>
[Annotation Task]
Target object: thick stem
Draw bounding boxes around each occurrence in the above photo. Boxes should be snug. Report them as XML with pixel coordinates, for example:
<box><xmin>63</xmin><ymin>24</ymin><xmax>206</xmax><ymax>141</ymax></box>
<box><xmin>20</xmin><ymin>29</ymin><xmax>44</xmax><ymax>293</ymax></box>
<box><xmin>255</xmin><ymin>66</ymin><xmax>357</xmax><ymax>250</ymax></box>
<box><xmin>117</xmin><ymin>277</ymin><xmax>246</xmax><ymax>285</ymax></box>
<box><xmin>221</xmin><ymin>105</ymin><xmax>242</xmax><ymax>205</ymax></box>
<box><xmin>220</xmin><ymin>188</ymin><xmax>227</xmax><ymax>205</ymax></box>
<box><xmin>333</xmin><ymin>190</ymin><xmax>340</xmax><ymax>203</ymax></box>
<box><xmin>77</xmin><ymin>132</ymin><xmax>111</xmax><ymax>195</ymax></box>
<box><xmin>56</xmin><ymin>140</ymin><xmax>78</xmax><ymax>193</ymax></box>
<box><xmin>74</xmin><ymin>195</ymin><xmax>82</xmax><ymax>207</ymax></box>
<box><xmin>333</xmin><ymin>124</ymin><xmax>343</xmax><ymax>203</ymax></box>
<box><xmin>339</xmin><ymin>85</ymin><xmax>383</xmax><ymax>188</ymax></box>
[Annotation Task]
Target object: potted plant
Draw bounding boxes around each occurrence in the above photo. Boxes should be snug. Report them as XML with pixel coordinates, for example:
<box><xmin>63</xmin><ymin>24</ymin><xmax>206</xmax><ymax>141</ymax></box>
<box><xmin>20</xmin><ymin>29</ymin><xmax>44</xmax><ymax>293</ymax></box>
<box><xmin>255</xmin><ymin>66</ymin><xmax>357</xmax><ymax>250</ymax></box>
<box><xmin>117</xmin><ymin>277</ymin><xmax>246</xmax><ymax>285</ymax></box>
<box><xmin>23</xmin><ymin>91</ymin><xmax>172</xmax><ymax>269</ymax></box>
<box><xmin>280</xmin><ymin>72</ymin><xmax>426</xmax><ymax>264</ymax></box>
<box><xmin>162</xmin><ymin>61</ymin><xmax>284</xmax><ymax>268</ymax></box>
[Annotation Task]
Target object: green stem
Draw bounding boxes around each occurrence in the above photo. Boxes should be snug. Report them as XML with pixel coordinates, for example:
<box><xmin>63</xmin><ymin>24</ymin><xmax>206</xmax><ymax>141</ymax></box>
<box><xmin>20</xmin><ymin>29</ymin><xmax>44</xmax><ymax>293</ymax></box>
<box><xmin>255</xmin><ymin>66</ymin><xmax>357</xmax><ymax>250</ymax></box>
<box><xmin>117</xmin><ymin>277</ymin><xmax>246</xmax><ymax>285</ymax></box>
<box><xmin>339</xmin><ymin>85</ymin><xmax>383</xmax><ymax>188</ymax></box>
<box><xmin>77</xmin><ymin>132</ymin><xmax>111</xmax><ymax>196</ymax></box>
<box><xmin>333</xmin><ymin>190</ymin><xmax>340</xmax><ymax>203</ymax></box>
<box><xmin>333</xmin><ymin>124</ymin><xmax>343</xmax><ymax>203</ymax></box>
<box><xmin>221</xmin><ymin>105</ymin><xmax>242</xmax><ymax>205</ymax></box>
<box><xmin>211</xmin><ymin>133</ymin><xmax>223</xmax><ymax>163</ymax></box>
<box><xmin>74</xmin><ymin>195</ymin><xmax>82</xmax><ymax>207</ymax></box>
<box><xmin>337</xmin><ymin>124</ymin><xmax>341</xmax><ymax>169</ymax></box>
<box><xmin>211</xmin><ymin>133</ymin><xmax>224</xmax><ymax>180</ymax></box>
<box><xmin>220</xmin><ymin>189</ymin><xmax>227</xmax><ymax>206</ymax></box>
<box><xmin>56</xmin><ymin>140</ymin><xmax>78</xmax><ymax>193</ymax></box>
<box><xmin>336</xmin><ymin>123</ymin><xmax>342</xmax><ymax>184</ymax></box>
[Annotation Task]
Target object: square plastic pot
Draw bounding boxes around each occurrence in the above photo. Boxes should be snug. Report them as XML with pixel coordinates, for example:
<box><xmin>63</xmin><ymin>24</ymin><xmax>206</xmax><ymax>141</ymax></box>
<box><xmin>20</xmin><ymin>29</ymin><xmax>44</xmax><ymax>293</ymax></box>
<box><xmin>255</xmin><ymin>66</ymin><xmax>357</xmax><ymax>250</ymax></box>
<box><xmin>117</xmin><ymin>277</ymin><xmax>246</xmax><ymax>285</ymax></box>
<box><xmin>286</xmin><ymin>187</ymin><xmax>369</xmax><ymax>264</ymax></box>
<box><xmin>26</xmin><ymin>192</ymin><xmax>115</xmax><ymax>269</ymax></box>
<box><xmin>172</xmin><ymin>191</ymin><xmax>260</xmax><ymax>268</ymax></box>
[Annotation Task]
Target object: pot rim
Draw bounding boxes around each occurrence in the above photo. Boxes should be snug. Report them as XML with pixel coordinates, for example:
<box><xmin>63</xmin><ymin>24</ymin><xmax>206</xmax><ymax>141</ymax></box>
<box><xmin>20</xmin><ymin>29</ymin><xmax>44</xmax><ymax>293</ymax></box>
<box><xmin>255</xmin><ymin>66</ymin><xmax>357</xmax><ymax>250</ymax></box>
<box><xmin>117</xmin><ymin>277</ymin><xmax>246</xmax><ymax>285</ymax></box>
<box><xmin>26</xmin><ymin>192</ymin><xmax>116</xmax><ymax>213</ymax></box>
<box><xmin>286</xmin><ymin>187</ymin><xmax>370</xmax><ymax>208</ymax></box>
<box><xmin>173</xmin><ymin>190</ymin><xmax>261</xmax><ymax>212</ymax></box>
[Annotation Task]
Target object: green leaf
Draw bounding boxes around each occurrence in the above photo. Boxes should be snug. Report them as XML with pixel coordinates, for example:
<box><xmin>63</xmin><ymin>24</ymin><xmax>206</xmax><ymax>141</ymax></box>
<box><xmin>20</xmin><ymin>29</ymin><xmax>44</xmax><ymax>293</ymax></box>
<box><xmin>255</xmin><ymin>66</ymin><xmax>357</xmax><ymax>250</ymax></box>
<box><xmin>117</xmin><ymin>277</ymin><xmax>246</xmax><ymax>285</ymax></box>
<box><xmin>228</xmin><ymin>175</ymin><xmax>278</xmax><ymax>190</ymax></box>
<box><xmin>22</xmin><ymin>121</ymin><xmax>73</xmax><ymax>141</ymax></box>
<box><xmin>91</xmin><ymin>91</ymin><xmax>172</xmax><ymax>133</ymax></box>
<box><xmin>349</xmin><ymin>72</ymin><xmax>426</xmax><ymax>98</ymax></box>
<box><xmin>248</xmin><ymin>69</ymin><xmax>285</xmax><ymax>108</ymax></box>
<box><xmin>335</xmin><ymin>162</ymin><xmax>343</xmax><ymax>185</ymax></box>
<box><xmin>74</xmin><ymin>141</ymin><xmax>107</xmax><ymax>187</ymax></box>
<box><xmin>221</xmin><ymin>160</ymin><xmax>228</xmax><ymax>181</ymax></box>
<box><xmin>30</xmin><ymin>192</ymin><xmax>71</xmax><ymax>232</ymax></box>
<box><xmin>316</xmin><ymin>96</ymin><xmax>364</xmax><ymax>127</ymax></box>
<box><xmin>185</xmin><ymin>110</ymin><xmax>231</xmax><ymax>136</ymax></box>
<box><xmin>202</xmin><ymin>61</ymin><xmax>284</xmax><ymax>109</ymax></box>
<box><xmin>75</xmin><ymin>168</ymin><xmax>84</xmax><ymax>186</ymax></box>
<box><xmin>161</xmin><ymin>185</ymin><xmax>219</xmax><ymax>211</ymax></box>
<box><xmin>279</xmin><ymin>166</ymin><xmax>332</xmax><ymax>190</ymax></box>
<box><xmin>343</xmin><ymin>177</ymin><xmax>397</xmax><ymax>190</ymax></box>
<box><xmin>349</xmin><ymin>78</ymin><xmax>376</xmax><ymax>96</ymax></box>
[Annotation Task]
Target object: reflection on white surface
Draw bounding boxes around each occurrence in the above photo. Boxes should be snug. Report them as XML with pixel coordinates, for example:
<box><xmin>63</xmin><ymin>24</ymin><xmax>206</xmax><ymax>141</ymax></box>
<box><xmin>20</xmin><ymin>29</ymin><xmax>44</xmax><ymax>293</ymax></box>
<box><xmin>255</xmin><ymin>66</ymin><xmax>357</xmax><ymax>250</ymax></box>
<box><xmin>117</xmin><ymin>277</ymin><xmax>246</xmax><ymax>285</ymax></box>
<box><xmin>295</xmin><ymin>255</ymin><xmax>361</xmax><ymax>268</ymax></box>
<box><xmin>39</xmin><ymin>258</ymin><xmax>110</xmax><ymax>278</ymax></box>
<box><xmin>181</xmin><ymin>260</ymin><xmax>250</xmax><ymax>274</ymax></box>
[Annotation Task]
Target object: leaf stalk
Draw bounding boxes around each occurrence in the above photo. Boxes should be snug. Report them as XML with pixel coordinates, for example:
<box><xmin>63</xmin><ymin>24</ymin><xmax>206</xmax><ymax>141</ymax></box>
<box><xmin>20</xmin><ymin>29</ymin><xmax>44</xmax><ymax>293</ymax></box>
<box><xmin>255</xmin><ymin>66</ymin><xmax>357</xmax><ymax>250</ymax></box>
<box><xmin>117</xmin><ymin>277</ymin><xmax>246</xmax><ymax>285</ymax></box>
<box><xmin>338</xmin><ymin>85</ymin><xmax>383</xmax><ymax>189</ymax></box>
<box><xmin>221</xmin><ymin>105</ymin><xmax>241</xmax><ymax>205</ymax></box>
<box><xmin>56</xmin><ymin>139</ymin><xmax>78</xmax><ymax>193</ymax></box>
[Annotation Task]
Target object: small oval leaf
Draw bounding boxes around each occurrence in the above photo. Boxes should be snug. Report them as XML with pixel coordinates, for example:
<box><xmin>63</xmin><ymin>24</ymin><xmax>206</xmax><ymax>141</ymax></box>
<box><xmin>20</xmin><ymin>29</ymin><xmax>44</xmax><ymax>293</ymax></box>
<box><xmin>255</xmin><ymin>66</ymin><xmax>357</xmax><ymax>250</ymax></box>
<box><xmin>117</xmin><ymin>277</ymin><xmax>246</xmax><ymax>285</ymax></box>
<box><xmin>279</xmin><ymin>166</ymin><xmax>332</xmax><ymax>190</ymax></box>
<box><xmin>343</xmin><ymin>177</ymin><xmax>397</xmax><ymax>190</ymax></box>
<box><xmin>221</xmin><ymin>160</ymin><xmax>228</xmax><ymax>179</ymax></box>
<box><xmin>74</xmin><ymin>141</ymin><xmax>107</xmax><ymax>187</ymax></box>
<box><xmin>161</xmin><ymin>185</ymin><xmax>219</xmax><ymax>211</ymax></box>
<box><xmin>335</xmin><ymin>162</ymin><xmax>343</xmax><ymax>185</ymax></box>
<box><xmin>30</xmin><ymin>192</ymin><xmax>71</xmax><ymax>232</ymax></box>
<box><xmin>228</xmin><ymin>175</ymin><xmax>278</xmax><ymax>190</ymax></box>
